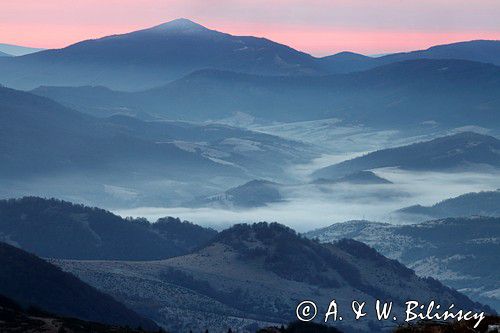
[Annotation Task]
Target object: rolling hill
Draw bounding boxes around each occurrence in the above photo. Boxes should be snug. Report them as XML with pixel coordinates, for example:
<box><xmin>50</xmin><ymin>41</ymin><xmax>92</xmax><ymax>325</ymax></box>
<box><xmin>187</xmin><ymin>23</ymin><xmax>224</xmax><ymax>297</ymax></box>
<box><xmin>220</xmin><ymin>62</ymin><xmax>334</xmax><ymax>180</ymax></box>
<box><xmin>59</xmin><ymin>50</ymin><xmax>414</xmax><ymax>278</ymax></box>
<box><xmin>194</xmin><ymin>179</ymin><xmax>284</xmax><ymax>208</ymax></box>
<box><xmin>312</xmin><ymin>171</ymin><xmax>392</xmax><ymax>185</ymax></box>
<box><xmin>312</xmin><ymin>132</ymin><xmax>500</xmax><ymax>179</ymax></box>
<box><xmin>0</xmin><ymin>241</ymin><xmax>157</xmax><ymax>330</ymax></box>
<box><xmin>377</xmin><ymin>40</ymin><xmax>500</xmax><ymax>67</ymax></box>
<box><xmin>0</xmin><ymin>197</ymin><xmax>217</xmax><ymax>260</ymax></box>
<box><xmin>52</xmin><ymin>222</ymin><xmax>489</xmax><ymax>332</ymax></box>
<box><xmin>397</xmin><ymin>189</ymin><xmax>500</xmax><ymax>219</ymax></box>
<box><xmin>305</xmin><ymin>217</ymin><xmax>500</xmax><ymax>311</ymax></box>
<box><xmin>0</xmin><ymin>85</ymin><xmax>316</xmax><ymax>206</ymax></box>
<box><xmin>33</xmin><ymin>59</ymin><xmax>500</xmax><ymax>127</ymax></box>
<box><xmin>319</xmin><ymin>40</ymin><xmax>500</xmax><ymax>73</ymax></box>
<box><xmin>0</xmin><ymin>85</ymin><xmax>240</xmax><ymax>179</ymax></box>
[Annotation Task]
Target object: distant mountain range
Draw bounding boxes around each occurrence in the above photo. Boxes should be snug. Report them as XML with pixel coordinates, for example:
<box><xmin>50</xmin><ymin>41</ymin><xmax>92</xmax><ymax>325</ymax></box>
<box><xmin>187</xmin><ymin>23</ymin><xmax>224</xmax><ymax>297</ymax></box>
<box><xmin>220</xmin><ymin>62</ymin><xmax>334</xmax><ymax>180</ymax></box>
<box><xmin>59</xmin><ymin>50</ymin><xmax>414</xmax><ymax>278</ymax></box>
<box><xmin>0</xmin><ymin>43</ymin><xmax>44</xmax><ymax>56</ymax></box>
<box><xmin>305</xmin><ymin>217</ymin><xmax>500</xmax><ymax>311</ymax></box>
<box><xmin>0</xmin><ymin>241</ymin><xmax>157</xmax><ymax>330</ymax></box>
<box><xmin>0</xmin><ymin>51</ymin><xmax>11</xmax><ymax>57</ymax></box>
<box><xmin>0</xmin><ymin>18</ymin><xmax>498</xmax><ymax>91</ymax></box>
<box><xmin>397</xmin><ymin>189</ymin><xmax>500</xmax><ymax>220</ymax></box>
<box><xmin>0</xmin><ymin>197</ymin><xmax>216</xmax><ymax>260</ymax></box>
<box><xmin>33</xmin><ymin>59</ymin><xmax>500</xmax><ymax>127</ymax></box>
<box><xmin>312</xmin><ymin>132</ymin><xmax>500</xmax><ymax>179</ymax></box>
<box><xmin>0</xmin><ymin>18</ymin><xmax>321</xmax><ymax>91</ymax></box>
<box><xmin>53</xmin><ymin>221</ymin><xmax>488</xmax><ymax>332</ymax></box>
<box><xmin>0</xmin><ymin>85</ymin><xmax>315</xmax><ymax>206</ymax></box>
<box><xmin>0</xmin><ymin>85</ymin><xmax>237</xmax><ymax>179</ymax></box>
<box><xmin>320</xmin><ymin>40</ymin><xmax>500</xmax><ymax>73</ymax></box>
<box><xmin>375</xmin><ymin>40</ymin><xmax>500</xmax><ymax>67</ymax></box>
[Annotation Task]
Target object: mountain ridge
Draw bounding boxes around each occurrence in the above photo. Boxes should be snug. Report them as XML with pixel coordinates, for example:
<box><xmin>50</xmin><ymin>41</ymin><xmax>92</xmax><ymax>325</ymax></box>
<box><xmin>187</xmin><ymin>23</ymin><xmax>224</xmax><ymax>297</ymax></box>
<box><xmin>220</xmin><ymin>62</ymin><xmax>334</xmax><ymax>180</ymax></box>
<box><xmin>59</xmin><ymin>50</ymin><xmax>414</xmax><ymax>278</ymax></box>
<box><xmin>32</xmin><ymin>58</ymin><xmax>500</xmax><ymax>127</ymax></box>
<box><xmin>397</xmin><ymin>189</ymin><xmax>500</xmax><ymax>220</ymax></box>
<box><xmin>0</xmin><ymin>197</ymin><xmax>217</xmax><ymax>260</ymax></box>
<box><xmin>0</xmin><ymin>241</ymin><xmax>157</xmax><ymax>330</ymax></box>
<box><xmin>1</xmin><ymin>85</ymin><xmax>316</xmax><ymax>206</ymax></box>
<box><xmin>0</xmin><ymin>43</ymin><xmax>45</xmax><ymax>56</ymax></box>
<box><xmin>1</xmin><ymin>18</ymin><xmax>499</xmax><ymax>90</ymax></box>
<box><xmin>305</xmin><ymin>217</ymin><xmax>500</xmax><ymax>311</ymax></box>
<box><xmin>0</xmin><ymin>18</ymin><xmax>321</xmax><ymax>90</ymax></box>
<box><xmin>53</xmin><ymin>221</ymin><xmax>491</xmax><ymax>332</ymax></box>
<box><xmin>312</xmin><ymin>132</ymin><xmax>500</xmax><ymax>179</ymax></box>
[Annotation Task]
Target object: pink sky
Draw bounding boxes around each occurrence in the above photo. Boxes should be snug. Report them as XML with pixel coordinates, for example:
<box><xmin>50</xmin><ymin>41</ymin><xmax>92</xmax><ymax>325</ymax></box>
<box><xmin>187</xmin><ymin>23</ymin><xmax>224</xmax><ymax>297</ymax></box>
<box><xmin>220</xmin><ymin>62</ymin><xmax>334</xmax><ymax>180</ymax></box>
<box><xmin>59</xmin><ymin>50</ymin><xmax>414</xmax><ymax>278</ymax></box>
<box><xmin>1</xmin><ymin>0</ymin><xmax>499</xmax><ymax>56</ymax></box>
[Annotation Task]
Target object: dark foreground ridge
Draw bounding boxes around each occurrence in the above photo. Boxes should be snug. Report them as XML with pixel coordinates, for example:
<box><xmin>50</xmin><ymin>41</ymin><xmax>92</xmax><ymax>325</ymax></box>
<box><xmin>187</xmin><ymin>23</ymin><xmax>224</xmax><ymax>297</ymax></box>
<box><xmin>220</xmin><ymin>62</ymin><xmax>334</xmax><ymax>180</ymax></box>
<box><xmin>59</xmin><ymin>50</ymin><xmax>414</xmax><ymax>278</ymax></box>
<box><xmin>0</xmin><ymin>197</ymin><xmax>217</xmax><ymax>260</ymax></box>
<box><xmin>0</xmin><ymin>242</ymin><xmax>158</xmax><ymax>331</ymax></box>
<box><xmin>0</xmin><ymin>294</ymin><xmax>160</xmax><ymax>333</ymax></box>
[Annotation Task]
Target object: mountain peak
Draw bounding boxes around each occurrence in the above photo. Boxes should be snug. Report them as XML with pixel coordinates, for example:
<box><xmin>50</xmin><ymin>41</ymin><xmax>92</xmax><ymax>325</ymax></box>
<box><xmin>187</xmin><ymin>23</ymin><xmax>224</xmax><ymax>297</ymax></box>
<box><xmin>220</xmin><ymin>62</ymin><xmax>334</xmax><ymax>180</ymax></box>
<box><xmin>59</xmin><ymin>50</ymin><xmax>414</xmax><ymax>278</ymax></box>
<box><xmin>148</xmin><ymin>18</ymin><xmax>209</xmax><ymax>33</ymax></box>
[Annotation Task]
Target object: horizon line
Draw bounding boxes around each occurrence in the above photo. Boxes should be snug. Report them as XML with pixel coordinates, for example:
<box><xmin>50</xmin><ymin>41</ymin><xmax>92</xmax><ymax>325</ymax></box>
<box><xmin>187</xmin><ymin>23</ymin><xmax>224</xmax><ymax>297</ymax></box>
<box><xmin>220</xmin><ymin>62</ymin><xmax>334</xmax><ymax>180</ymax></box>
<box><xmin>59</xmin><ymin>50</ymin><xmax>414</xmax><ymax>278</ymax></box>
<box><xmin>2</xmin><ymin>18</ymin><xmax>500</xmax><ymax>57</ymax></box>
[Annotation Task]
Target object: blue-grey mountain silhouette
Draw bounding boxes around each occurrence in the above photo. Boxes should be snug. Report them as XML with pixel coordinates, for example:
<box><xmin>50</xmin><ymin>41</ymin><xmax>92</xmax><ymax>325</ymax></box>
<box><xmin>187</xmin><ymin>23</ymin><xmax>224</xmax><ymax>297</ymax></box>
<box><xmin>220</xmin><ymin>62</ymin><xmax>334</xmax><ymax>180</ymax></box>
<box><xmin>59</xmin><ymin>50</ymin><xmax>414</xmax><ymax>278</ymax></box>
<box><xmin>0</xmin><ymin>43</ymin><xmax>44</xmax><ymax>56</ymax></box>
<box><xmin>398</xmin><ymin>189</ymin><xmax>500</xmax><ymax>219</ymax></box>
<box><xmin>306</xmin><ymin>217</ymin><xmax>500</xmax><ymax>311</ymax></box>
<box><xmin>313</xmin><ymin>132</ymin><xmax>500</xmax><ymax>179</ymax></box>
<box><xmin>319</xmin><ymin>40</ymin><xmax>500</xmax><ymax>73</ymax></box>
<box><xmin>195</xmin><ymin>179</ymin><xmax>283</xmax><ymax>208</ymax></box>
<box><xmin>313</xmin><ymin>171</ymin><xmax>392</xmax><ymax>185</ymax></box>
<box><xmin>33</xmin><ymin>59</ymin><xmax>500</xmax><ymax>128</ymax></box>
<box><xmin>0</xmin><ymin>241</ymin><xmax>157</xmax><ymax>330</ymax></box>
<box><xmin>1</xmin><ymin>18</ymin><xmax>499</xmax><ymax>90</ymax></box>
<box><xmin>0</xmin><ymin>18</ymin><xmax>321</xmax><ymax>91</ymax></box>
<box><xmin>1</xmin><ymin>85</ymin><xmax>316</xmax><ymax>206</ymax></box>
<box><xmin>0</xmin><ymin>197</ymin><xmax>217</xmax><ymax>260</ymax></box>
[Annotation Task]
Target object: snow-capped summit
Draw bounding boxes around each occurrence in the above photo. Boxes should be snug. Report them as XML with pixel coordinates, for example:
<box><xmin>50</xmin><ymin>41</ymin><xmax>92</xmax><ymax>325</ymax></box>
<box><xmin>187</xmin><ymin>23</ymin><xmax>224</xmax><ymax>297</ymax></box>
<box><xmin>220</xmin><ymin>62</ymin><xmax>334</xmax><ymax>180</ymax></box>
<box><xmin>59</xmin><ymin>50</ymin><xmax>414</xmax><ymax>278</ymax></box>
<box><xmin>147</xmin><ymin>18</ymin><xmax>209</xmax><ymax>33</ymax></box>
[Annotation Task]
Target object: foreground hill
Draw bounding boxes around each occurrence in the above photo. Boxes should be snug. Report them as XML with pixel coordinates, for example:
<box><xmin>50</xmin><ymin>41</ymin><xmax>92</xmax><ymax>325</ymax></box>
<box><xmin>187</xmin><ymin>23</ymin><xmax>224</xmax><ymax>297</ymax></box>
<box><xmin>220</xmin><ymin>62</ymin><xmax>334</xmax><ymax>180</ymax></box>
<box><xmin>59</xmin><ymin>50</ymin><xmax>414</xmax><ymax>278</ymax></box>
<box><xmin>393</xmin><ymin>315</ymin><xmax>500</xmax><ymax>333</ymax></box>
<box><xmin>0</xmin><ymin>294</ymin><xmax>153</xmax><ymax>332</ymax></box>
<box><xmin>0</xmin><ymin>18</ymin><xmax>321</xmax><ymax>91</ymax></box>
<box><xmin>305</xmin><ymin>217</ymin><xmax>500</xmax><ymax>311</ymax></box>
<box><xmin>33</xmin><ymin>59</ymin><xmax>500</xmax><ymax>127</ymax></box>
<box><xmin>397</xmin><ymin>190</ymin><xmax>500</xmax><ymax>220</ymax></box>
<box><xmin>0</xmin><ymin>242</ymin><xmax>157</xmax><ymax>330</ymax></box>
<box><xmin>53</xmin><ymin>222</ymin><xmax>488</xmax><ymax>332</ymax></box>
<box><xmin>313</xmin><ymin>132</ymin><xmax>500</xmax><ymax>179</ymax></box>
<box><xmin>0</xmin><ymin>197</ymin><xmax>217</xmax><ymax>260</ymax></box>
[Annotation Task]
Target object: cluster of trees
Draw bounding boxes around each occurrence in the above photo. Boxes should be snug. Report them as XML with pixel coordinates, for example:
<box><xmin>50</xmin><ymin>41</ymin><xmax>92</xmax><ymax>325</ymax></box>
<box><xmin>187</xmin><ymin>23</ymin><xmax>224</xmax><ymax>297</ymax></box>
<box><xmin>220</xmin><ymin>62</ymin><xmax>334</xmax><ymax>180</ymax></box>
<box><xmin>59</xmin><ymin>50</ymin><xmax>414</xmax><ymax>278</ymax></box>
<box><xmin>0</xmin><ymin>197</ymin><xmax>217</xmax><ymax>260</ymax></box>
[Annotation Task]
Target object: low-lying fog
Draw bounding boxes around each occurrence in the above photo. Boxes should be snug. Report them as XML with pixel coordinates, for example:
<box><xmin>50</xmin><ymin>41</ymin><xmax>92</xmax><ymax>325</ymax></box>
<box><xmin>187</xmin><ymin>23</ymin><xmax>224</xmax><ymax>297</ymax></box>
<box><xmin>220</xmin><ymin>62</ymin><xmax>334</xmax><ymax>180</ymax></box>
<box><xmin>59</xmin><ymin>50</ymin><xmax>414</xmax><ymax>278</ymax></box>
<box><xmin>115</xmin><ymin>124</ymin><xmax>500</xmax><ymax>232</ymax></box>
<box><xmin>115</xmin><ymin>167</ymin><xmax>500</xmax><ymax>232</ymax></box>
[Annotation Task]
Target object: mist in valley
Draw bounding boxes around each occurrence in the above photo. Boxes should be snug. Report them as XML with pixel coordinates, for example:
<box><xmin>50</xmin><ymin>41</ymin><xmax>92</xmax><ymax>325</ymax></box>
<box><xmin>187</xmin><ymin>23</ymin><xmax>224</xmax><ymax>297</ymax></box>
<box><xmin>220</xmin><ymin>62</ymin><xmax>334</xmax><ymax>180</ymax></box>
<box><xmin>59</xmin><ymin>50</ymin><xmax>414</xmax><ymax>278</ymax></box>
<box><xmin>109</xmin><ymin>124</ymin><xmax>500</xmax><ymax>231</ymax></box>
<box><xmin>115</xmin><ymin>167</ymin><xmax>500</xmax><ymax>232</ymax></box>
